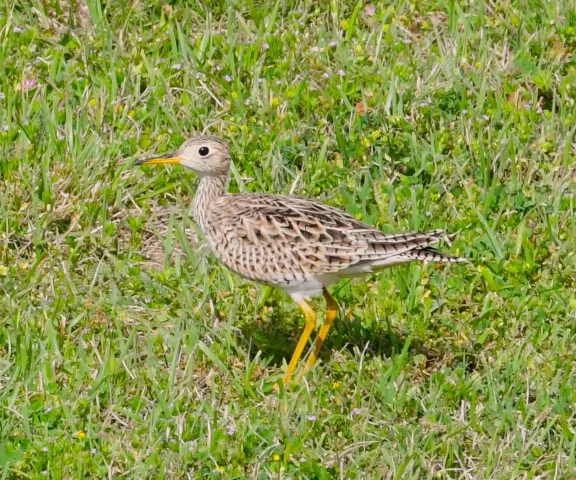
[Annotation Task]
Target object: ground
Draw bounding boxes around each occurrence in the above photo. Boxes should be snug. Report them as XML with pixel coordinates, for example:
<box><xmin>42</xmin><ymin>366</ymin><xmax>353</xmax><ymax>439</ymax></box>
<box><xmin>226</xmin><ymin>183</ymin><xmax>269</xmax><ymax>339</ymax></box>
<box><xmin>1</xmin><ymin>0</ymin><xmax>576</xmax><ymax>478</ymax></box>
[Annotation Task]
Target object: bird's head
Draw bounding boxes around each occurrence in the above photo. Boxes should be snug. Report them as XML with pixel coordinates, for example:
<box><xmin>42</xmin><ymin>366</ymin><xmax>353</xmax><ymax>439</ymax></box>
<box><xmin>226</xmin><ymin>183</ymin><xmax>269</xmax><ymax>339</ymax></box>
<box><xmin>136</xmin><ymin>136</ymin><xmax>231</xmax><ymax>177</ymax></box>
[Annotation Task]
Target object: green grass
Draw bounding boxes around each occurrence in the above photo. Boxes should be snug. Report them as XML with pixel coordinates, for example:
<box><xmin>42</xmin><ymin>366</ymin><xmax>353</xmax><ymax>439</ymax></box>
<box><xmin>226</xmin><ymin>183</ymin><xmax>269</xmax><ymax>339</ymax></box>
<box><xmin>1</xmin><ymin>0</ymin><xmax>576</xmax><ymax>477</ymax></box>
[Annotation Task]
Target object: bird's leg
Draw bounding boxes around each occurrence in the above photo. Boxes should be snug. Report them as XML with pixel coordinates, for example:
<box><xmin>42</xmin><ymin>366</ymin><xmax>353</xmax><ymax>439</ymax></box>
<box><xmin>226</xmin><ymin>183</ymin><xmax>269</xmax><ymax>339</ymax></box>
<box><xmin>302</xmin><ymin>288</ymin><xmax>339</xmax><ymax>372</ymax></box>
<box><xmin>283</xmin><ymin>300</ymin><xmax>317</xmax><ymax>385</ymax></box>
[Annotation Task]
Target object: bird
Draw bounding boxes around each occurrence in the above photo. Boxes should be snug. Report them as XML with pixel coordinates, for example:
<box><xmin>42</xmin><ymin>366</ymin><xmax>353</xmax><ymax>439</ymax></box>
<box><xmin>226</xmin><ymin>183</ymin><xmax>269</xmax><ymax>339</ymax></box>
<box><xmin>136</xmin><ymin>135</ymin><xmax>467</xmax><ymax>385</ymax></box>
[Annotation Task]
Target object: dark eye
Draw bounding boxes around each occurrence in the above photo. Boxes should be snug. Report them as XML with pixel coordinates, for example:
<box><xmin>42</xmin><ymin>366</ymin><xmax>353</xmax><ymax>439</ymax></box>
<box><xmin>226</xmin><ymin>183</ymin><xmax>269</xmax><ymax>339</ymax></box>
<box><xmin>198</xmin><ymin>146</ymin><xmax>210</xmax><ymax>157</ymax></box>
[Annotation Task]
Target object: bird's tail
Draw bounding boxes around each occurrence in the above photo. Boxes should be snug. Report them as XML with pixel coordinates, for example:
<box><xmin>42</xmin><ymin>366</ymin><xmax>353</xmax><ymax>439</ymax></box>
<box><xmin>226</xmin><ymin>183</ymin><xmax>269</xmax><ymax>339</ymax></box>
<box><xmin>398</xmin><ymin>246</ymin><xmax>468</xmax><ymax>264</ymax></box>
<box><xmin>363</xmin><ymin>229</ymin><xmax>468</xmax><ymax>269</ymax></box>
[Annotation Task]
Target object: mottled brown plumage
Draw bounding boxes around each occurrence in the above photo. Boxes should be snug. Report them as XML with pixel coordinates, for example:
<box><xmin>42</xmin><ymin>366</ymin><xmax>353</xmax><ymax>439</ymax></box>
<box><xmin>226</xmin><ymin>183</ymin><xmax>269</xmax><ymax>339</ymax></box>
<box><xmin>137</xmin><ymin>136</ymin><xmax>467</xmax><ymax>384</ymax></box>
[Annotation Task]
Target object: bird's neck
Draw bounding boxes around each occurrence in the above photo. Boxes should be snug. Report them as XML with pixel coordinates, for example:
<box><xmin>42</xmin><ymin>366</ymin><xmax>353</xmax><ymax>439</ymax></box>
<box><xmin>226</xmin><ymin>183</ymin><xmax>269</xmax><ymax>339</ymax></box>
<box><xmin>192</xmin><ymin>174</ymin><xmax>228</xmax><ymax>231</ymax></box>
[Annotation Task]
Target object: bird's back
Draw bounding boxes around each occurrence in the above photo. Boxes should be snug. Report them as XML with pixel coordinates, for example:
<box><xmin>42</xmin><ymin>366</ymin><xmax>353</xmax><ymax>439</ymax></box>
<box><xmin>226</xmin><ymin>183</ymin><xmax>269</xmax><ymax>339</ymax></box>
<box><xmin>199</xmin><ymin>193</ymin><xmax>465</xmax><ymax>291</ymax></box>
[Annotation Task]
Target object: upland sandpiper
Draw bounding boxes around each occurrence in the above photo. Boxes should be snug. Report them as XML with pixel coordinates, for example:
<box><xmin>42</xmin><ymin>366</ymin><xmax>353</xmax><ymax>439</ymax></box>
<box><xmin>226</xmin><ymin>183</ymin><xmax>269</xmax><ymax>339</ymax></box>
<box><xmin>136</xmin><ymin>136</ymin><xmax>467</xmax><ymax>384</ymax></box>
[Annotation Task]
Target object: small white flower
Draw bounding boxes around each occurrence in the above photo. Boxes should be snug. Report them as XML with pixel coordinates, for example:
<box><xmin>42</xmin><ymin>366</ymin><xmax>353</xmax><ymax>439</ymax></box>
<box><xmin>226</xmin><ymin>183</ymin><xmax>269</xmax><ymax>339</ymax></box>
<box><xmin>215</xmin><ymin>65</ymin><xmax>222</xmax><ymax>71</ymax></box>
<box><xmin>263</xmin><ymin>42</ymin><xmax>269</xmax><ymax>50</ymax></box>
<box><xmin>2</xmin><ymin>125</ymin><xmax>8</xmax><ymax>132</ymax></box>
<box><xmin>244</xmin><ymin>99</ymin><xmax>250</xmax><ymax>105</ymax></box>
<box><xmin>223</xmin><ymin>75</ymin><xmax>232</xmax><ymax>82</ymax></box>
<box><xmin>13</xmin><ymin>26</ymin><xmax>23</xmax><ymax>33</ymax></box>
<box><xmin>21</xmin><ymin>79</ymin><xmax>38</xmax><ymax>90</ymax></box>
<box><xmin>329</xmin><ymin>40</ymin><xmax>337</xmax><ymax>47</ymax></box>
<box><xmin>0</xmin><ymin>92</ymin><xmax>5</xmax><ymax>99</ymax></box>
<box><xmin>322</xmin><ymin>73</ymin><xmax>330</xmax><ymax>79</ymax></box>
<box><xmin>171</xmin><ymin>63</ymin><xmax>182</xmax><ymax>70</ymax></box>
<box><xmin>483</xmin><ymin>114</ymin><xmax>490</xmax><ymax>121</ymax></box>
<box><xmin>337</xmin><ymin>69</ymin><xmax>345</xmax><ymax>77</ymax></box>
<box><xmin>365</xmin><ymin>5</ymin><xmax>377</xmax><ymax>16</ymax></box>
<box><xmin>42</xmin><ymin>447</ymin><xmax>49</xmax><ymax>452</ymax></box>
<box><xmin>350</xmin><ymin>407</ymin><xmax>362</xmax><ymax>417</ymax></box>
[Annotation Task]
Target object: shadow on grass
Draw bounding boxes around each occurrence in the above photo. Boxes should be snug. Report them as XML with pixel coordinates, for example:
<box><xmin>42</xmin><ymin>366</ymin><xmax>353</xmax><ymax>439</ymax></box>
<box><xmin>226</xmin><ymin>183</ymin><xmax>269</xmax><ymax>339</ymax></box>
<box><xmin>239</xmin><ymin>309</ymin><xmax>478</xmax><ymax>372</ymax></box>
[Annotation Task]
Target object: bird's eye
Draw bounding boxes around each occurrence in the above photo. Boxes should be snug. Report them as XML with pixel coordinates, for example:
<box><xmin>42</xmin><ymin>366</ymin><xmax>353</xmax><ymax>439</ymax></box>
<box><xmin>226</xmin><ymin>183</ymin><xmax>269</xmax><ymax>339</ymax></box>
<box><xmin>198</xmin><ymin>146</ymin><xmax>210</xmax><ymax>157</ymax></box>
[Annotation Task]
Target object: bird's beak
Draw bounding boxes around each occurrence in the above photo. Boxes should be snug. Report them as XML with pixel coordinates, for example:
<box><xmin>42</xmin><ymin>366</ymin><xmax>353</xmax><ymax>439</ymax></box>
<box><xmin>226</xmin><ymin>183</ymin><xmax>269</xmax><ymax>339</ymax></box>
<box><xmin>135</xmin><ymin>154</ymin><xmax>182</xmax><ymax>166</ymax></box>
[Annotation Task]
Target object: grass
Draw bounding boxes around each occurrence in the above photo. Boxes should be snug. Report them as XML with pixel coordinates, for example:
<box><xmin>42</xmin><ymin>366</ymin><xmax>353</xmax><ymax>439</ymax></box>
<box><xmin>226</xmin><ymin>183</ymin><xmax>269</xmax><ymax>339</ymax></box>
<box><xmin>1</xmin><ymin>0</ymin><xmax>575</xmax><ymax>477</ymax></box>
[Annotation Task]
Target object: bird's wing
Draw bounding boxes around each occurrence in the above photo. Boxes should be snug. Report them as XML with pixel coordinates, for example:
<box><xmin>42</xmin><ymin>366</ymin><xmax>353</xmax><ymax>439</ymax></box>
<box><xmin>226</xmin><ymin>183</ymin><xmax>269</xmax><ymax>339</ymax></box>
<box><xmin>207</xmin><ymin>194</ymin><xmax>464</xmax><ymax>281</ymax></box>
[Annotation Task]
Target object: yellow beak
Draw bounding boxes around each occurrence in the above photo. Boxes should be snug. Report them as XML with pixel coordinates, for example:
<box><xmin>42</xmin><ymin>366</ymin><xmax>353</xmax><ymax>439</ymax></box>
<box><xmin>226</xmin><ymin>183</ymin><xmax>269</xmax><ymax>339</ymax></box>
<box><xmin>135</xmin><ymin>156</ymin><xmax>182</xmax><ymax>166</ymax></box>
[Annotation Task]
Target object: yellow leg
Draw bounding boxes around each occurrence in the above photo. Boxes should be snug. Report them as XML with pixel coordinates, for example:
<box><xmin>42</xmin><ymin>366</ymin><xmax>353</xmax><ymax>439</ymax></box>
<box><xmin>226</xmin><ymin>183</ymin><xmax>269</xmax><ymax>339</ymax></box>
<box><xmin>304</xmin><ymin>288</ymin><xmax>339</xmax><ymax>372</ymax></box>
<box><xmin>283</xmin><ymin>300</ymin><xmax>317</xmax><ymax>386</ymax></box>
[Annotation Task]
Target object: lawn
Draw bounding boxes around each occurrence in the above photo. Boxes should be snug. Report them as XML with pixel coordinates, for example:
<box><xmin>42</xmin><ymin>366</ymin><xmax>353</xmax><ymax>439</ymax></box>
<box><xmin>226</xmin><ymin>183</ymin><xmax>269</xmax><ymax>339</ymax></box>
<box><xmin>1</xmin><ymin>0</ymin><xmax>575</xmax><ymax>478</ymax></box>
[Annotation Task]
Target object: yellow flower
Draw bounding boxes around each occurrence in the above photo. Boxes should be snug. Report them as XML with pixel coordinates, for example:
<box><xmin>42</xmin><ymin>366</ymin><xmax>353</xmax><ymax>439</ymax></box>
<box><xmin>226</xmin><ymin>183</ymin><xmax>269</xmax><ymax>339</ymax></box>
<box><xmin>273</xmin><ymin>454</ymin><xmax>280</xmax><ymax>461</ymax></box>
<box><xmin>0</xmin><ymin>265</ymin><xmax>8</xmax><ymax>276</ymax></box>
<box><xmin>332</xmin><ymin>381</ymin><xmax>340</xmax><ymax>389</ymax></box>
<box><xmin>77</xmin><ymin>431</ymin><xmax>86</xmax><ymax>439</ymax></box>
<box><xmin>215</xmin><ymin>466</ymin><xmax>225</xmax><ymax>473</ymax></box>
<box><xmin>88</xmin><ymin>99</ymin><xmax>97</xmax><ymax>108</ymax></box>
